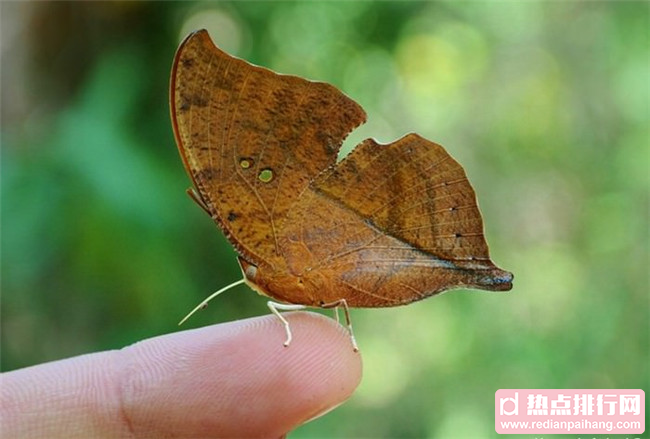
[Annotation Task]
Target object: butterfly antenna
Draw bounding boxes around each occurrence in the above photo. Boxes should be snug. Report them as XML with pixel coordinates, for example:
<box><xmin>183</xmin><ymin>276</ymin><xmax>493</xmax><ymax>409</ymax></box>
<box><xmin>178</xmin><ymin>278</ymin><xmax>246</xmax><ymax>326</ymax></box>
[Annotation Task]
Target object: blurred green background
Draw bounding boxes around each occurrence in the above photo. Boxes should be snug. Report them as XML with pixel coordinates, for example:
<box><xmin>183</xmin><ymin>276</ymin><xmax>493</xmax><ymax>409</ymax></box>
<box><xmin>1</xmin><ymin>2</ymin><xmax>647</xmax><ymax>438</ymax></box>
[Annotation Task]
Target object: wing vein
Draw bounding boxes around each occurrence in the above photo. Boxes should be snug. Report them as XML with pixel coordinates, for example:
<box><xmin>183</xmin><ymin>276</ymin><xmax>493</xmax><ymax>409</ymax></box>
<box><xmin>340</xmin><ymin>279</ymin><xmax>402</xmax><ymax>304</ymax></box>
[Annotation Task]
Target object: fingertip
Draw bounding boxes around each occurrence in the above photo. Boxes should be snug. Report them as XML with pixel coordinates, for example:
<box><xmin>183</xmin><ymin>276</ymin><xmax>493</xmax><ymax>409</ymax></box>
<box><xmin>119</xmin><ymin>312</ymin><xmax>362</xmax><ymax>438</ymax></box>
<box><xmin>266</xmin><ymin>312</ymin><xmax>363</xmax><ymax>422</ymax></box>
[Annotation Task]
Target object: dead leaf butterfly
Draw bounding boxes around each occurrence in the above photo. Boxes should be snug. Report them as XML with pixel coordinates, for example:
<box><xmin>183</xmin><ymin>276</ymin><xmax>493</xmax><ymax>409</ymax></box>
<box><xmin>170</xmin><ymin>30</ymin><xmax>513</xmax><ymax>350</ymax></box>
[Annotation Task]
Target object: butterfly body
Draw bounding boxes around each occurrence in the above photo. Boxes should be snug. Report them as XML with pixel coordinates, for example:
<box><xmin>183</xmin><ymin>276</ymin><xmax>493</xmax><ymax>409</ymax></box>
<box><xmin>171</xmin><ymin>30</ymin><xmax>512</xmax><ymax>322</ymax></box>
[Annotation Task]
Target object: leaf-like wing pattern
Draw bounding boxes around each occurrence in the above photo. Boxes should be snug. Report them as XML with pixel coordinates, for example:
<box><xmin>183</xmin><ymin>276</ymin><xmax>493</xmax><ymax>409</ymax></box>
<box><xmin>171</xmin><ymin>31</ymin><xmax>512</xmax><ymax>310</ymax></box>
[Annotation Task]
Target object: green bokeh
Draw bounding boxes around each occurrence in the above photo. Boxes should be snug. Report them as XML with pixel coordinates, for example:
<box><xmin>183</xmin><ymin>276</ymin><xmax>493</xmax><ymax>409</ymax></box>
<box><xmin>1</xmin><ymin>2</ymin><xmax>647</xmax><ymax>438</ymax></box>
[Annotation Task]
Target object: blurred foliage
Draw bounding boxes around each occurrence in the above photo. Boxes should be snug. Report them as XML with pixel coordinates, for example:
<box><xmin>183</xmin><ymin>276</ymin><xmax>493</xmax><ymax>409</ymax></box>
<box><xmin>1</xmin><ymin>2</ymin><xmax>647</xmax><ymax>438</ymax></box>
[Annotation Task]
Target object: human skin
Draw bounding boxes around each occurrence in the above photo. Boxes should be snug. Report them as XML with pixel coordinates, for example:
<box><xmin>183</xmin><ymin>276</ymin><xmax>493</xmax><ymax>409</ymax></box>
<box><xmin>0</xmin><ymin>312</ymin><xmax>363</xmax><ymax>438</ymax></box>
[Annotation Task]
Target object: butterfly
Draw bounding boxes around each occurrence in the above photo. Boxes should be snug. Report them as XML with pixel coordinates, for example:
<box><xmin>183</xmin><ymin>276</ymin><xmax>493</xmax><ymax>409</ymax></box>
<box><xmin>170</xmin><ymin>30</ymin><xmax>513</xmax><ymax>350</ymax></box>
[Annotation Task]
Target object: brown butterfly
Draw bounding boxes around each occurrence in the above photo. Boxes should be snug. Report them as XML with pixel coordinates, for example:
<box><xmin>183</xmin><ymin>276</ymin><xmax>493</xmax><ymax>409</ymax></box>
<box><xmin>170</xmin><ymin>30</ymin><xmax>513</xmax><ymax>350</ymax></box>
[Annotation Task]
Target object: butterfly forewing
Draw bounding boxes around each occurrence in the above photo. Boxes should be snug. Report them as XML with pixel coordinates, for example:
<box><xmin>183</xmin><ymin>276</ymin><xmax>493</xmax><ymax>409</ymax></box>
<box><xmin>170</xmin><ymin>30</ymin><xmax>366</xmax><ymax>265</ymax></box>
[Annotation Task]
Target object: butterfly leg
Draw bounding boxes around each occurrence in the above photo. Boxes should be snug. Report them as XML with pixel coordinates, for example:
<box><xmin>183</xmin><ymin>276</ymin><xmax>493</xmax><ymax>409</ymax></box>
<box><xmin>332</xmin><ymin>307</ymin><xmax>340</xmax><ymax>324</ymax></box>
<box><xmin>186</xmin><ymin>188</ymin><xmax>211</xmax><ymax>215</ymax></box>
<box><xmin>321</xmin><ymin>299</ymin><xmax>359</xmax><ymax>352</ymax></box>
<box><xmin>267</xmin><ymin>301</ymin><xmax>307</xmax><ymax>347</ymax></box>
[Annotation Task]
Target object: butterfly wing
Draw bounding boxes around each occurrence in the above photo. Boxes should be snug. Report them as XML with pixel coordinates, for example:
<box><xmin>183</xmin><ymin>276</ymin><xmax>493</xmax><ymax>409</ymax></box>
<box><xmin>170</xmin><ymin>30</ymin><xmax>366</xmax><ymax>266</ymax></box>
<box><xmin>280</xmin><ymin>133</ymin><xmax>513</xmax><ymax>307</ymax></box>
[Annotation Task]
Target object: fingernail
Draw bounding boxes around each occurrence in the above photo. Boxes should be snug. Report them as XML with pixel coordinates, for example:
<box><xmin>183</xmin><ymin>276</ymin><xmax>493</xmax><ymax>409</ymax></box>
<box><xmin>302</xmin><ymin>400</ymin><xmax>345</xmax><ymax>425</ymax></box>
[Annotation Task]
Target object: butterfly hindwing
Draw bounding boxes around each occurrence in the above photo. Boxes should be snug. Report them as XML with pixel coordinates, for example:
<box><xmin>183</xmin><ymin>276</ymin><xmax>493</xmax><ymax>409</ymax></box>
<box><xmin>279</xmin><ymin>134</ymin><xmax>512</xmax><ymax>307</ymax></box>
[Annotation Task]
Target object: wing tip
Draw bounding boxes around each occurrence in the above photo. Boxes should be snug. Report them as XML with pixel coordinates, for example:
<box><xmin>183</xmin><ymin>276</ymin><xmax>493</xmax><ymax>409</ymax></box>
<box><xmin>476</xmin><ymin>267</ymin><xmax>514</xmax><ymax>292</ymax></box>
